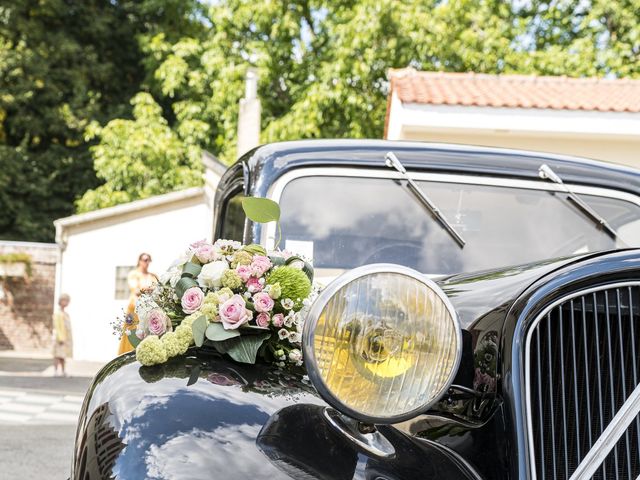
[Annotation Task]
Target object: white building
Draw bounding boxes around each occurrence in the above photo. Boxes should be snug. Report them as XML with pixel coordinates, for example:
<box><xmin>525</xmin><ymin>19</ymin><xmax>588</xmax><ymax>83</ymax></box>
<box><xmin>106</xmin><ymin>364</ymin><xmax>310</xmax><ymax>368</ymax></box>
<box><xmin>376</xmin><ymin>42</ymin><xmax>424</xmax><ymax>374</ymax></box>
<box><xmin>53</xmin><ymin>154</ymin><xmax>227</xmax><ymax>362</ymax></box>
<box><xmin>385</xmin><ymin>69</ymin><xmax>640</xmax><ymax>168</ymax></box>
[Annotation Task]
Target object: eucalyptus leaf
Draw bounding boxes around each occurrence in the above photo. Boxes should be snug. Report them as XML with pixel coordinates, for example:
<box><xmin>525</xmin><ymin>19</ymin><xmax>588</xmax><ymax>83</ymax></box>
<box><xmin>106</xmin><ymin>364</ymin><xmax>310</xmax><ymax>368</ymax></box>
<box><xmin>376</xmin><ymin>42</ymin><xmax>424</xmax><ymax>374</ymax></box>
<box><xmin>241</xmin><ymin>197</ymin><xmax>280</xmax><ymax>223</ymax></box>
<box><xmin>181</xmin><ymin>262</ymin><xmax>202</xmax><ymax>279</ymax></box>
<box><xmin>214</xmin><ymin>333</ymin><xmax>271</xmax><ymax>364</ymax></box>
<box><xmin>206</xmin><ymin>322</ymin><xmax>241</xmax><ymax>341</ymax></box>
<box><xmin>175</xmin><ymin>277</ymin><xmax>198</xmax><ymax>299</ymax></box>
<box><xmin>242</xmin><ymin>244</ymin><xmax>267</xmax><ymax>256</ymax></box>
<box><xmin>191</xmin><ymin>315</ymin><xmax>207</xmax><ymax>347</ymax></box>
<box><xmin>127</xmin><ymin>331</ymin><xmax>141</xmax><ymax>348</ymax></box>
<box><xmin>241</xmin><ymin>325</ymin><xmax>271</xmax><ymax>333</ymax></box>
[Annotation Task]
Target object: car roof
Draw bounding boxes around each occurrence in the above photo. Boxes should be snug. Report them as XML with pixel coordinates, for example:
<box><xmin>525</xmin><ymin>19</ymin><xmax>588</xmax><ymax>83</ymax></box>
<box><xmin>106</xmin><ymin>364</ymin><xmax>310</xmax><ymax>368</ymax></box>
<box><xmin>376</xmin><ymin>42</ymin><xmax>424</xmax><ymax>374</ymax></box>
<box><xmin>239</xmin><ymin>139</ymin><xmax>640</xmax><ymax>197</ymax></box>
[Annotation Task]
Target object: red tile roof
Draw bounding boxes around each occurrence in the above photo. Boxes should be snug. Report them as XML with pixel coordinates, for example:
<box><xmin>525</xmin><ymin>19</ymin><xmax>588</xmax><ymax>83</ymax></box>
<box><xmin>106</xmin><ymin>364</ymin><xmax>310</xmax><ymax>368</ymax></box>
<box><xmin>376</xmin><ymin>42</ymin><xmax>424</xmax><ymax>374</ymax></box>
<box><xmin>388</xmin><ymin>68</ymin><xmax>640</xmax><ymax>113</ymax></box>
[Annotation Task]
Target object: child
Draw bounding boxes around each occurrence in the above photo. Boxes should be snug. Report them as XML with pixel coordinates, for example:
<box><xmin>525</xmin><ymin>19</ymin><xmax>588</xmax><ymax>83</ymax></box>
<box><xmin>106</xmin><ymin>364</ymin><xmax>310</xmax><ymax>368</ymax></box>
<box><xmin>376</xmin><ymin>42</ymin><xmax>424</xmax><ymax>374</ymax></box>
<box><xmin>52</xmin><ymin>293</ymin><xmax>73</xmax><ymax>377</ymax></box>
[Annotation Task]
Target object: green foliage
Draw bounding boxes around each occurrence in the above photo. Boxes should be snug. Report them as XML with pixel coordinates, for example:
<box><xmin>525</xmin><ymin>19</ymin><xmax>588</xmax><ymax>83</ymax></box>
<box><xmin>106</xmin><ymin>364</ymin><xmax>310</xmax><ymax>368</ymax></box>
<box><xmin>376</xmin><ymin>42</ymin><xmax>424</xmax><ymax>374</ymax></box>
<box><xmin>76</xmin><ymin>93</ymin><xmax>203</xmax><ymax>212</ymax></box>
<box><xmin>3</xmin><ymin>0</ymin><xmax>639</xmax><ymax>227</ymax></box>
<box><xmin>191</xmin><ymin>315</ymin><xmax>208</xmax><ymax>347</ymax></box>
<box><xmin>241</xmin><ymin>197</ymin><xmax>280</xmax><ymax>223</ymax></box>
<box><xmin>205</xmin><ymin>322</ymin><xmax>240</xmax><ymax>341</ymax></box>
<box><xmin>211</xmin><ymin>332</ymin><xmax>271</xmax><ymax>364</ymax></box>
<box><xmin>0</xmin><ymin>252</ymin><xmax>32</xmax><ymax>277</ymax></box>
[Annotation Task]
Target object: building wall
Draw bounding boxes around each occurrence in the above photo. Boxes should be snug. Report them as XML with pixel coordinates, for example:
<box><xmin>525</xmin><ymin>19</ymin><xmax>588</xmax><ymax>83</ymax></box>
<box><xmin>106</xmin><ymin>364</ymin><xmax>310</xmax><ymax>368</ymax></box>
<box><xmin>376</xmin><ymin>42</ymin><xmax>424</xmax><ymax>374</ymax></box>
<box><xmin>398</xmin><ymin>129</ymin><xmax>640</xmax><ymax>169</ymax></box>
<box><xmin>58</xmin><ymin>195</ymin><xmax>212</xmax><ymax>362</ymax></box>
<box><xmin>0</xmin><ymin>241</ymin><xmax>57</xmax><ymax>351</ymax></box>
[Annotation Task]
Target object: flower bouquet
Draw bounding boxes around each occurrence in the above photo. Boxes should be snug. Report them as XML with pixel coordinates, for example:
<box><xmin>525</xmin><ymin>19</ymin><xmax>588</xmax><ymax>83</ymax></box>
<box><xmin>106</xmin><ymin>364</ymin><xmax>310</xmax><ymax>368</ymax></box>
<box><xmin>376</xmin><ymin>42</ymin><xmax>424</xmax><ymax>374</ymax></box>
<box><xmin>128</xmin><ymin>239</ymin><xmax>315</xmax><ymax>367</ymax></box>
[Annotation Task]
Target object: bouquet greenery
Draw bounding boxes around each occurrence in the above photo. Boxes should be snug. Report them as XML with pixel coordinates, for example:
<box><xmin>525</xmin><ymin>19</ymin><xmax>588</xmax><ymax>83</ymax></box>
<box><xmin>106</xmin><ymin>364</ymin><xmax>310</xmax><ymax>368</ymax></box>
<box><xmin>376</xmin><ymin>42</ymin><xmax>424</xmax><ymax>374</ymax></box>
<box><xmin>129</xmin><ymin>239</ymin><xmax>315</xmax><ymax>367</ymax></box>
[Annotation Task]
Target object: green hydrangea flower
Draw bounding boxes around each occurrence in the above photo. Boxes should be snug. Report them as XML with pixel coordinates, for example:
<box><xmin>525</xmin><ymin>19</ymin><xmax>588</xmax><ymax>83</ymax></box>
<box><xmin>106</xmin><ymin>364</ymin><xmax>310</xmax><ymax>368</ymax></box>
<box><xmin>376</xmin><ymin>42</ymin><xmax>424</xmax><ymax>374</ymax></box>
<box><xmin>266</xmin><ymin>266</ymin><xmax>311</xmax><ymax>309</ymax></box>
<box><xmin>231</xmin><ymin>250</ymin><xmax>253</xmax><ymax>267</ymax></box>
<box><xmin>200</xmin><ymin>302</ymin><xmax>219</xmax><ymax>321</ymax></box>
<box><xmin>174</xmin><ymin>324</ymin><xmax>193</xmax><ymax>350</ymax></box>
<box><xmin>136</xmin><ymin>336</ymin><xmax>168</xmax><ymax>366</ymax></box>
<box><xmin>161</xmin><ymin>331</ymin><xmax>188</xmax><ymax>357</ymax></box>
<box><xmin>181</xmin><ymin>313</ymin><xmax>201</xmax><ymax>327</ymax></box>
<box><xmin>221</xmin><ymin>270</ymin><xmax>243</xmax><ymax>290</ymax></box>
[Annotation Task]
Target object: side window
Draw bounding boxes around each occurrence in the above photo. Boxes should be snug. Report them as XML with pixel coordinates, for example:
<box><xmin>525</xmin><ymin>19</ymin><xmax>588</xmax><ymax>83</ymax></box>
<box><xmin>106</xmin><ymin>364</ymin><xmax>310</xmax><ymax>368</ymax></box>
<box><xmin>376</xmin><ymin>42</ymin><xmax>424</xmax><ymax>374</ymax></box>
<box><xmin>115</xmin><ymin>266</ymin><xmax>134</xmax><ymax>300</ymax></box>
<box><xmin>220</xmin><ymin>191</ymin><xmax>246</xmax><ymax>242</ymax></box>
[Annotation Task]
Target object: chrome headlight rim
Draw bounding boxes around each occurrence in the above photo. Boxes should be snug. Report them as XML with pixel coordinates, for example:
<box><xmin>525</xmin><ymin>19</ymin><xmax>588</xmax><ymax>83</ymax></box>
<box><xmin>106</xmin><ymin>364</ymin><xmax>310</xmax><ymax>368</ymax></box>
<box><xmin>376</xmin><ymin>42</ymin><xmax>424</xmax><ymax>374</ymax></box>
<box><xmin>302</xmin><ymin>263</ymin><xmax>463</xmax><ymax>424</ymax></box>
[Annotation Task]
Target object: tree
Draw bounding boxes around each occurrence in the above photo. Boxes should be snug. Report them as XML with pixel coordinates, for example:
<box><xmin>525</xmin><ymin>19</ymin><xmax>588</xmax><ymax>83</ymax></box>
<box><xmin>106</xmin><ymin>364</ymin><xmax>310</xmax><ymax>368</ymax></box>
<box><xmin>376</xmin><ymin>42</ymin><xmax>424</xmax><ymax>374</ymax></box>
<box><xmin>0</xmin><ymin>0</ymin><xmax>203</xmax><ymax>241</ymax></box>
<box><xmin>62</xmin><ymin>0</ymin><xmax>640</xmax><ymax>212</ymax></box>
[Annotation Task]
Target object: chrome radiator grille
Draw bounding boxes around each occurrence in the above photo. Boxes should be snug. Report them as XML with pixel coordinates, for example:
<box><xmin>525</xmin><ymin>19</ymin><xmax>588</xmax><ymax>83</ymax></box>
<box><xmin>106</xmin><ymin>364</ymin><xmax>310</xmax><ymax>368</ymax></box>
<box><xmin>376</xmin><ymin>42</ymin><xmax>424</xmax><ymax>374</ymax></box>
<box><xmin>526</xmin><ymin>284</ymin><xmax>640</xmax><ymax>480</ymax></box>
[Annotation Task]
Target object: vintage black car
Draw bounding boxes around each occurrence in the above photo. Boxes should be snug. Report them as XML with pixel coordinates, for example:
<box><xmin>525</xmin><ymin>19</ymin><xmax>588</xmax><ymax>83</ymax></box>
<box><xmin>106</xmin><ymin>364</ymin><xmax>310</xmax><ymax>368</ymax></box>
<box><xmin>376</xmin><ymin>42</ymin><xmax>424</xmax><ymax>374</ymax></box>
<box><xmin>72</xmin><ymin>140</ymin><xmax>640</xmax><ymax>479</ymax></box>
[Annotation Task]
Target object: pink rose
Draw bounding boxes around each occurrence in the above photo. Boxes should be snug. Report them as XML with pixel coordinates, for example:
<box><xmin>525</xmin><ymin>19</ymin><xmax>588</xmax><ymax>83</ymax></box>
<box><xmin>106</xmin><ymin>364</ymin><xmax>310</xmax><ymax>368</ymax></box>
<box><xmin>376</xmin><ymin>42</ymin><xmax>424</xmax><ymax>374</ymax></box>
<box><xmin>195</xmin><ymin>243</ymin><xmax>217</xmax><ymax>263</ymax></box>
<box><xmin>256</xmin><ymin>312</ymin><xmax>270</xmax><ymax>328</ymax></box>
<box><xmin>181</xmin><ymin>287</ymin><xmax>204</xmax><ymax>314</ymax></box>
<box><xmin>272</xmin><ymin>313</ymin><xmax>284</xmax><ymax>327</ymax></box>
<box><xmin>253</xmin><ymin>292</ymin><xmax>275</xmax><ymax>313</ymax></box>
<box><xmin>236</xmin><ymin>265</ymin><xmax>252</xmax><ymax>282</ymax></box>
<box><xmin>147</xmin><ymin>309</ymin><xmax>170</xmax><ymax>336</ymax></box>
<box><xmin>190</xmin><ymin>239</ymin><xmax>207</xmax><ymax>249</ymax></box>
<box><xmin>251</xmin><ymin>255</ymin><xmax>272</xmax><ymax>277</ymax></box>
<box><xmin>219</xmin><ymin>294</ymin><xmax>251</xmax><ymax>330</ymax></box>
<box><xmin>246</xmin><ymin>277</ymin><xmax>263</xmax><ymax>293</ymax></box>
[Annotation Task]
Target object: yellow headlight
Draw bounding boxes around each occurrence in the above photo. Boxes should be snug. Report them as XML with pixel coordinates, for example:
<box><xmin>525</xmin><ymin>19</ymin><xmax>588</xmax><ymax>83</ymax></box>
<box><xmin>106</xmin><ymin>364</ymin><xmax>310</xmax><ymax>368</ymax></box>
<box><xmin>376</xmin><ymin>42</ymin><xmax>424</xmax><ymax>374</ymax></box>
<box><xmin>303</xmin><ymin>264</ymin><xmax>461</xmax><ymax>423</ymax></box>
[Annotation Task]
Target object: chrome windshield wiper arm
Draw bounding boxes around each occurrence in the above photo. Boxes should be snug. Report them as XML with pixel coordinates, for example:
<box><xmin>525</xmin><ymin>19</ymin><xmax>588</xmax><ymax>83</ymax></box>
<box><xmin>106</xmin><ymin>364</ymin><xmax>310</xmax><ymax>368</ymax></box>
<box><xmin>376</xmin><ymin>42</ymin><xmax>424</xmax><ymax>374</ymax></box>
<box><xmin>538</xmin><ymin>164</ymin><xmax>627</xmax><ymax>246</ymax></box>
<box><xmin>385</xmin><ymin>151</ymin><xmax>466</xmax><ymax>248</ymax></box>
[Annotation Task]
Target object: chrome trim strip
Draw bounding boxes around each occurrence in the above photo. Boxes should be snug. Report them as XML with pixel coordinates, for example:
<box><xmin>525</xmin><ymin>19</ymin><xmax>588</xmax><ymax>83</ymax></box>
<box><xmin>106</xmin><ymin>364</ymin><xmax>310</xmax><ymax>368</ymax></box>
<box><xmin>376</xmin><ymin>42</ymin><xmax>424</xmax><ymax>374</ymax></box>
<box><xmin>301</xmin><ymin>263</ymin><xmax>463</xmax><ymax>425</ymax></box>
<box><xmin>569</xmin><ymin>381</ymin><xmax>640</xmax><ymax>480</ymax></box>
<box><xmin>524</xmin><ymin>281</ymin><xmax>640</xmax><ymax>480</ymax></box>
<box><xmin>261</xmin><ymin>167</ymin><xmax>640</xmax><ymax>249</ymax></box>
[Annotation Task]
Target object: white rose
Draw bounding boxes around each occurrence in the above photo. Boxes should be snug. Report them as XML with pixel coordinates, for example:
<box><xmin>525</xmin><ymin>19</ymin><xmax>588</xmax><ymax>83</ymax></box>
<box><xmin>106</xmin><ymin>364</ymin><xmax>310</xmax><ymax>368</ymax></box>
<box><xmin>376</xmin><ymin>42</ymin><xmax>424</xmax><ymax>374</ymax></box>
<box><xmin>160</xmin><ymin>266</ymin><xmax>182</xmax><ymax>287</ymax></box>
<box><xmin>197</xmin><ymin>260</ymin><xmax>229</xmax><ymax>289</ymax></box>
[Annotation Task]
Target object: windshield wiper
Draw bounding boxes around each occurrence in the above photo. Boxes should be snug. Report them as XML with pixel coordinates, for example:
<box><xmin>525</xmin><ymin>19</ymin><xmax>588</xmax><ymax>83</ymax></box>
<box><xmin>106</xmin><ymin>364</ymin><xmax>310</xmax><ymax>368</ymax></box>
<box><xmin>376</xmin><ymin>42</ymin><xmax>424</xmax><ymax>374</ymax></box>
<box><xmin>385</xmin><ymin>151</ymin><xmax>466</xmax><ymax>248</ymax></box>
<box><xmin>538</xmin><ymin>164</ymin><xmax>627</xmax><ymax>246</ymax></box>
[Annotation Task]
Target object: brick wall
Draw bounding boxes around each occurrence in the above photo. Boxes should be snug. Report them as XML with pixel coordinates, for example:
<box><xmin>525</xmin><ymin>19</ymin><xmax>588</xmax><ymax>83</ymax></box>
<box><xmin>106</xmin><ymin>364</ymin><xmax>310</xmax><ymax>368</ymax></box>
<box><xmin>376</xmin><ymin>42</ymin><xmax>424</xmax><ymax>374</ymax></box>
<box><xmin>0</xmin><ymin>241</ymin><xmax>57</xmax><ymax>351</ymax></box>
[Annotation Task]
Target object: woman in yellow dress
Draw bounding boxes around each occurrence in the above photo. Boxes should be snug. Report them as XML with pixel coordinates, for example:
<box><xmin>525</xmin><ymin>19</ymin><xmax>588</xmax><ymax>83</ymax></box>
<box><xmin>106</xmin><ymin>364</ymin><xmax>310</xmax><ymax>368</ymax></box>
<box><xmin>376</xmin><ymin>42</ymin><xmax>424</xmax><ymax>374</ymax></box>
<box><xmin>52</xmin><ymin>293</ymin><xmax>73</xmax><ymax>376</ymax></box>
<box><xmin>118</xmin><ymin>253</ymin><xmax>158</xmax><ymax>355</ymax></box>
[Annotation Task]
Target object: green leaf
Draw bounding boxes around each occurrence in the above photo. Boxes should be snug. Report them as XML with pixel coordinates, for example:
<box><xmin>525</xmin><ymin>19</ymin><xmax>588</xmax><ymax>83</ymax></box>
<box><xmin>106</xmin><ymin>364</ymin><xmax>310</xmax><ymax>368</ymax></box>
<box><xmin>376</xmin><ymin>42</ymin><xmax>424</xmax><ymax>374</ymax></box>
<box><xmin>175</xmin><ymin>277</ymin><xmax>198</xmax><ymax>299</ymax></box>
<box><xmin>127</xmin><ymin>331</ymin><xmax>141</xmax><ymax>348</ymax></box>
<box><xmin>191</xmin><ymin>315</ymin><xmax>207</xmax><ymax>347</ymax></box>
<box><xmin>205</xmin><ymin>322</ymin><xmax>241</xmax><ymax>341</ymax></box>
<box><xmin>241</xmin><ymin>197</ymin><xmax>280</xmax><ymax>224</ymax></box>
<box><xmin>214</xmin><ymin>333</ymin><xmax>271</xmax><ymax>364</ymax></box>
<box><xmin>181</xmin><ymin>262</ymin><xmax>202</xmax><ymax>279</ymax></box>
<box><xmin>242</xmin><ymin>244</ymin><xmax>267</xmax><ymax>256</ymax></box>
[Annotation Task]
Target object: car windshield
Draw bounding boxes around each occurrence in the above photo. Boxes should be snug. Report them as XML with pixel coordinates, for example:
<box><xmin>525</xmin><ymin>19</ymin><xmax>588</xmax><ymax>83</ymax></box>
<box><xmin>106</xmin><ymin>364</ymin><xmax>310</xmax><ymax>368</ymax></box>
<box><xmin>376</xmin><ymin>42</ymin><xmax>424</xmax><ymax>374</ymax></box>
<box><xmin>275</xmin><ymin>174</ymin><xmax>640</xmax><ymax>277</ymax></box>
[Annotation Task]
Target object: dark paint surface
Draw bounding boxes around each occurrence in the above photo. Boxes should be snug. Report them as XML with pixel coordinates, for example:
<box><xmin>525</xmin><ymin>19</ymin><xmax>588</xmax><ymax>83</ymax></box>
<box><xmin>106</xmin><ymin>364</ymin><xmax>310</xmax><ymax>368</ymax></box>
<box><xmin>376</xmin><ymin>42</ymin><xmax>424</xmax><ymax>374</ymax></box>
<box><xmin>73</xmin><ymin>253</ymin><xmax>626</xmax><ymax>480</ymax></box>
<box><xmin>72</xmin><ymin>353</ymin><xmax>481</xmax><ymax>479</ymax></box>
<box><xmin>77</xmin><ymin>140</ymin><xmax>640</xmax><ymax>479</ymax></box>
<box><xmin>242</xmin><ymin>139</ymin><xmax>640</xmax><ymax>198</ymax></box>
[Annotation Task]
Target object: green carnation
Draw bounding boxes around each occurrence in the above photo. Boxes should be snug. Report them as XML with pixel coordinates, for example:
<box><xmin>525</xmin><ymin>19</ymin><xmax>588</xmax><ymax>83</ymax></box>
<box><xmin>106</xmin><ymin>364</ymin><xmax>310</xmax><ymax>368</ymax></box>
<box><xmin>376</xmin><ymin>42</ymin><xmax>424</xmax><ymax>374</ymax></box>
<box><xmin>266</xmin><ymin>266</ymin><xmax>311</xmax><ymax>309</ymax></box>
<box><xmin>136</xmin><ymin>336</ymin><xmax>168</xmax><ymax>366</ymax></box>
<box><xmin>175</xmin><ymin>324</ymin><xmax>193</xmax><ymax>347</ymax></box>
<box><xmin>231</xmin><ymin>250</ymin><xmax>253</xmax><ymax>267</ymax></box>
<box><xmin>221</xmin><ymin>270</ymin><xmax>243</xmax><ymax>289</ymax></box>
<box><xmin>161</xmin><ymin>332</ymin><xmax>187</xmax><ymax>358</ymax></box>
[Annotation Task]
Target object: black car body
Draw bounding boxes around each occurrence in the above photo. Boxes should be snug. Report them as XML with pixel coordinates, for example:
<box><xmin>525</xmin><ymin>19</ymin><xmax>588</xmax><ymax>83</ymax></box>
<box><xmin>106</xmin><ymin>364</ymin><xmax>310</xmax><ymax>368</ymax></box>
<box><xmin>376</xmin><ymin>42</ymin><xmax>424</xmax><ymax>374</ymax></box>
<box><xmin>72</xmin><ymin>140</ymin><xmax>640</xmax><ymax>479</ymax></box>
